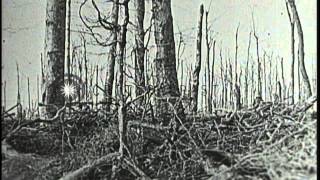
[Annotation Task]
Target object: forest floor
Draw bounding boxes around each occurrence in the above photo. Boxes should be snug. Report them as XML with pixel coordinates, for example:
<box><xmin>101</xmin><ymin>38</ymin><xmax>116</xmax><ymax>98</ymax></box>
<box><xmin>1</xmin><ymin>97</ymin><xmax>317</xmax><ymax>180</ymax></box>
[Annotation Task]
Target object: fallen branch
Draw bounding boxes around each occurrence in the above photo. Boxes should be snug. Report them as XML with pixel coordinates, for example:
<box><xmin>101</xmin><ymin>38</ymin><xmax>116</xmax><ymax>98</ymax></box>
<box><xmin>59</xmin><ymin>152</ymin><xmax>120</xmax><ymax>180</ymax></box>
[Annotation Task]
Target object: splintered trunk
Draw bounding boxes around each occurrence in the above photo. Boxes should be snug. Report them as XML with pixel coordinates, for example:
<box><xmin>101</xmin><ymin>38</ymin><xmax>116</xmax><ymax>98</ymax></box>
<box><xmin>205</xmin><ymin>11</ymin><xmax>212</xmax><ymax>113</ymax></box>
<box><xmin>234</xmin><ymin>24</ymin><xmax>240</xmax><ymax>110</ymax></box>
<box><xmin>16</xmin><ymin>63</ymin><xmax>22</xmax><ymax>120</ymax></box>
<box><xmin>190</xmin><ymin>4</ymin><xmax>204</xmax><ymax>113</ymax></box>
<box><xmin>211</xmin><ymin>41</ymin><xmax>216</xmax><ymax>109</ymax></box>
<box><xmin>287</xmin><ymin>0</ymin><xmax>312</xmax><ymax>98</ymax></box>
<box><xmin>42</xmin><ymin>0</ymin><xmax>66</xmax><ymax>117</ymax></box>
<box><xmin>219</xmin><ymin>49</ymin><xmax>224</xmax><ymax>108</ymax></box>
<box><xmin>133</xmin><ymin>0</ymin><xmax>145</xmax><ymax>107</ymax></box>
<box><xmin>245</xmin><ymin>32</ymin><xmax>251</xmax><ymax>106</ymax></box>
<box><xmin>105</xmin><ymin>0</ymin><xmax>119</xmax><ymax>112</ymax></box>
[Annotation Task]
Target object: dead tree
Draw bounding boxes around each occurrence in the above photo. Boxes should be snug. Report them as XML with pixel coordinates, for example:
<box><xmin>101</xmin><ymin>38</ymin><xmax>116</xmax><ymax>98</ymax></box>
<box><xmin>42</xmin><ymin>0</ymin><xmax>66</xmax><ymax>117</ymax></box>
<box><xmin>234</xmin><ymin>23</ymin><xmax>241</xmax><ymax>110</ymax></box>
<box><xmin>263</xmin><ymin>51</ymin><xmax>267</xmax><ymax>101</ymax></box>
<box><xmin>104</xmin><ymin>0</ymin><xmax>119</xmax><ymax>112</ymax></box>
<box><xmin>133</xmin><ymin>0</ymin><xmax>146</xmax><ymax>108</ymax></box>
<box><xmin>117</xmin><ymin>0</ymin><xmax>129</xmax><ymax>156</ymax></box>
<box><xmin>285</xmin><ymin>0</ymin><xmax>295</xmax><ymax>104</ymax></box>
<box><xmin>205</xmin><ymin>10</ymin><xmax>213</xmax><ymax>113</ymax></box>
<box><xmin>281</xmin><ymin>58</ymin><xmax>285</xmax><ymax>102</ymax></box>
<box><xmin>191</xmin><ymin>4</ymin><xmax>204</xmax><ymax>113</ymax></box>
<box><xmin>27</xmin><ymin>77</ymin><xmax>31</xmax><ymax>114</ymax></box>
<box><xmin>67</xmin><ymin>0</ymin><xmax>71</xmax><ymax>85</ymax></box>
<box><xmin>152</xmin><ymin>0</ymin><xmax>185</xmax><ymax>119</ymax></box>
<box><xmin>297</xmin><ymin>49</ymin><xmax>301</xmax><ymax>101</ymax></box>
<box><xmin>211</xmin><ymin>40</ymin><xmax>216</xmax><ymax>109</ymax></box>
<box><xmin>287</xmin><ymin>0</ymin><xmax>312</xmax><ymax>98</ymax></box>
<box><xmin>16</xmin><ymin>63</ymin><xmax>22</xmax><ymax>120</ymax></box>
<box><xmin>245</xmin><ymin>32</ymin><xmax>252</xmax><ymax>106</ymax></box>
<box><xmin>252</xmin><ymin>13</ymin><xmax>262</xmax><ymax>98</ymax></box>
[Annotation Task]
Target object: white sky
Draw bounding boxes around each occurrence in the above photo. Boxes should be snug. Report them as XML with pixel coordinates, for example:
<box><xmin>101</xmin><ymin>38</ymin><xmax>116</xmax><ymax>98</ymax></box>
<box><xmin>2</xmin><ymin>0</ymin><xmax>317</xmax><ymax>108</ymax></box>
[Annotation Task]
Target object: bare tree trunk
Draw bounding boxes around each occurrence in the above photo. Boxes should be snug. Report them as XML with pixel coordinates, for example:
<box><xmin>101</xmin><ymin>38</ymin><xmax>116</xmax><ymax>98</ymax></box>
<box><xmin>16</xmin><ymin>63</ymin><xmax>22</xmax><ymax>120</ymax></box>
<box><xmin>211</xmin><ymin>41</ymin><xmax>216</xmax><ymax>109</ymax></box>
<box><xmin>96</xmin><ymin>65</ymin><xmax>99</xmax><ymax>109</ymax></box>
<box><xmin>205</xmin><ymin>10</ymin><xmax>212</xmax><ymax>113</ymax></box>
<box><xmin>234</xmin><ymin>23</ymin><xmax>240</xmax><ymax>110</ymax></box>
<box><xmin>219</xmin><ymin>48</ymin><xmax>225</xmax><ymax>108</ymax></box>
<box><xmin>287</xmin><ymin>0</ymin><xmax>312</xmax><ymax>98</ymax></box>
<box><xmin>263</xmin><ymin>51</ymin><xmax>267</xmax><ymax>101</ymax></box>
<box><xmin>105</xmin><ymin>0</ymin><xmax>119</xmax><ymax>112</ymax></box>
<box><xmin>3</xmin><ymin>81</ymin><xmax>6</xmax><ymax>111</ymax></box>
<box><xmin>250</xmin><ymin>62</ymin><xmax>254</xmax><ymax>105</ymax></box>
<box><xmin>152</xmin><ymin>0</ymin><xmax>185</xmax><ymax>120</ymax></box>
<box><xmin>252</xmin><ymin>13</ymin><xmax>262</xmax><ymax>98</ymax></box>
<box><xmin>118</xmin><ymin>0</ymin><xmax>129</xmax><ymax>156</ymax></box>
<box><xmin>67</xmin><ymin>0</ymin><xmax>71</xmax><ymax>84</ymax></box>
<box><xmin>27</xmin><ymin>77</ymin><xmax>31</xmax><ymax>115</ymax></box>
<box><xmin>245</xmin><ymin>32</ymin><xmax>251</xmax><ymax>106</ymax></box>
<box><xmin>281</xmin><ymin>58</ymin><xmax>285</xmax><ymax>102</ymax></box>
<box><xmin>286</xmin><ymin>1</ymin><xmax>295</xmax><ymax>104</ymax></box>
<box><xmin>190</xmin><ymin>4</ymin><xmax>204</xmax><ymax>113</ymax></box>
<box><xmin>297</xmin><ymin>49</ymin><xmax>301</xmax><ymax>101</ymax></box>
<box><xmin>134</xmin><ymin>0</ymin><xmax>145</xmax><ymax>108</ymax></box>
<box><xmin>42</xmin><ymin>0</ymin><xmax>66</xmax><ymax>118</ymax></box>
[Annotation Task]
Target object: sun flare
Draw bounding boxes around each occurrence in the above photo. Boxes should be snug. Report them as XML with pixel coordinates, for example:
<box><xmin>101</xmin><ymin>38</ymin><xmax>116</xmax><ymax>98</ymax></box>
<box><xmin>61</xmin><ymin>82</ymin><xmax>76</xmax><ymax>99</ymax></box>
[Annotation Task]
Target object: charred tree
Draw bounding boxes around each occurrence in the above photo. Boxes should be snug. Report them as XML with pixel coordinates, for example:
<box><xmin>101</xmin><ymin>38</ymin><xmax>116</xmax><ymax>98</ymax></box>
<box><xmin>42</xmin><ymin>0</ymin><xmax>66</xmax><ymax>118</ymax></box>
<box><xmin>190</xmin><ymin>4</ymin><xmax>204</xmax><ymax>113</ymax></box>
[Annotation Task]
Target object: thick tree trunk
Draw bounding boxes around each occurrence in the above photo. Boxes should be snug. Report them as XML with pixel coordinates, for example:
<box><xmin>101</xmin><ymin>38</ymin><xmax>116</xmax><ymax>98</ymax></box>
<box><xmin>152</xmin><ymin>0</ymin><xmax>185</xmax><ymax>121</ymax></box>
<box><xmin>190</xmin><ymin>4</ymin><xmax>204</xmax><ymax>113</ymax></box>
<box><xmin>287</xmin><ymin>0</ymin><xmax>312</xmax><ymax>98</ymax></box>
<box><xmin>134</xmin><ymin>0</ymin><xmax>145</xmax><ymax>108</ymax></box>
<box><xmin>42</xmin><ymin>0</ymin><xmax>66</xmax><ymax>118</ymax></box>
<box><xmin>104</xmin><ymin>0</ymin><xmax>119</xmax><ymax>112</ymax></box>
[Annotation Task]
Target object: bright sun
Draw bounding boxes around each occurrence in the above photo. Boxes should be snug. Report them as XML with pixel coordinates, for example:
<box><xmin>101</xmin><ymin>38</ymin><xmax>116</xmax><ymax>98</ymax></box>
<box><xmin>61</xmin><ymin>82</ymin><xmax>76</xmax><ymax>99</ymax></box>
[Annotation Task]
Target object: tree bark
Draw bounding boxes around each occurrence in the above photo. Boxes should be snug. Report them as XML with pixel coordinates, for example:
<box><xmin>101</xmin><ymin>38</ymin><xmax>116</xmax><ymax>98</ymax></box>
<box><xmin>152</xmin><ymin>0</ymin><xmax>185</xmax><ymax>120</ymax></box>
<box><xmin>104</xmin><ymin>0</ymin><xmax>119</xmax><ymax>112</ymax></box>
<box><xmin>133</xmin><ymin>0</ymin><xmax>146</xmax><ymax>108</ymax></box>
<box><xmin>42</xmin><ymin>0</ymin><xmax>66</xmax><ymax>118</ymax></box>
<box><xmin>287</xmin><ymin>0</ymin><xmax>312</xmax><ymax>98</ymax></box>
<box><xmin>190</xmin><ymin>4</ymin><xmax>204</xmax><ymax>113</ymax></box>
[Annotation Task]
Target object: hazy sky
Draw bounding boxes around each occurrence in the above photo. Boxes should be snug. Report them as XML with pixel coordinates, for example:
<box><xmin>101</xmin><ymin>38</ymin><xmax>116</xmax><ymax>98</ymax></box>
<box><xmin>2</xmin><ymin>0</ymin><xmax>317</xmax><ymax>108</ymax></box>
